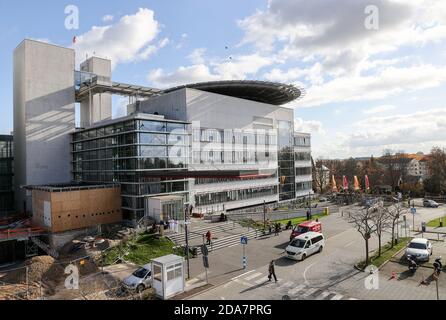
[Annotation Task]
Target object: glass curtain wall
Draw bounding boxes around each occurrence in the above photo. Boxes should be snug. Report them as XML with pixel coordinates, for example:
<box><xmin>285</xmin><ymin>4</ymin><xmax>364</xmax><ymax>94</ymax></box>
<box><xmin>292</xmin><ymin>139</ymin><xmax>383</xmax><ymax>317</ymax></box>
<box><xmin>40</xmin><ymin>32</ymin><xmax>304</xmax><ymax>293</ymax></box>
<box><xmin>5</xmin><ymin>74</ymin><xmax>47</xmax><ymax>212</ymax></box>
<box><xmin>72</xmin><ymin>118</ymin><xmax>190</xmax><ymax>220</ymax></box>
<box><xmin>278</xmin><ymin>121</ymin><xmax>296</xmax><ymax>201</ymax></box>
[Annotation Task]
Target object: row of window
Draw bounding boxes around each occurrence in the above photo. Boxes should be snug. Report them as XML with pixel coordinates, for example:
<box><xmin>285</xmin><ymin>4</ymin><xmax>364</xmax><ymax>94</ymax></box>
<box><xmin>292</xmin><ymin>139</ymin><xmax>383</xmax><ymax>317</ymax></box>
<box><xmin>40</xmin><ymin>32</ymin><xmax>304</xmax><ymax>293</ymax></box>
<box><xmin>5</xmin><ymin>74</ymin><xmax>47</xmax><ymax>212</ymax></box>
<box><xmin>73</xmin><ymin>133</ymin><xmax>189</xmax><ymax>152</ymax></box>
<box><xmin>294</xmin><ymin>136</ymin><xmax>311</xmax><ymax>147</ymax></box>
<box><xmin>73</xmin><ymin>157</ymin><xmax>188</xmax><ymax>172</ymax></box>
<box><xmin>62</xmin><ymin>209</ymin><xmax>120</xmax><ymax>219</ymax></box>
<box><xmin>120</xmin><ymin>181</ymin><xmax>188</xmax><ymax>196</ymax></box>
<box><xmin>295</xmin><ymin>152</ymin><xmax>311</xmax><ymax>161</ymax></box>
<box><xmin>192</xmin><ymin>128</ymin><xmax>278</xmax><ymax>146</ymax></box>
<box><xmin>195</xmin><ymin>186</ymin><xmax>277</xmax><ymax>206</ymax></box>
<box><xmin>73</xmin><ymin>120</ymin><xmax>188</xmax><ymax>142</ymax></box>
<box><xmin>296</xmin><ymin>181</ymin><xmax>313</xmax><ymax>192</ymax></box>
<box><xmin>295</xmin><ymin>167</ymin><xmax>312</xmax><ymax>176</ymax></box>
<box><xmin>195</xmin><ymin>175</ymin><xmax>276</xmax><ymax>185</ymax></box>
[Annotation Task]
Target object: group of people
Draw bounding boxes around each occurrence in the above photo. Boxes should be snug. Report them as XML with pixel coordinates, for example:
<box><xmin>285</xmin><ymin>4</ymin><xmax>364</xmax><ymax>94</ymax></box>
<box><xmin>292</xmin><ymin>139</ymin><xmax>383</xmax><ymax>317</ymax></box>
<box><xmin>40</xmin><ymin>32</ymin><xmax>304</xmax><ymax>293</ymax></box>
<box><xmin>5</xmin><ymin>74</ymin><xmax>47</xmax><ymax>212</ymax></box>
<box><xmin>267</xmin><ymin>222</ymin><xmax>283</xmax><ymax>235</ymax></box>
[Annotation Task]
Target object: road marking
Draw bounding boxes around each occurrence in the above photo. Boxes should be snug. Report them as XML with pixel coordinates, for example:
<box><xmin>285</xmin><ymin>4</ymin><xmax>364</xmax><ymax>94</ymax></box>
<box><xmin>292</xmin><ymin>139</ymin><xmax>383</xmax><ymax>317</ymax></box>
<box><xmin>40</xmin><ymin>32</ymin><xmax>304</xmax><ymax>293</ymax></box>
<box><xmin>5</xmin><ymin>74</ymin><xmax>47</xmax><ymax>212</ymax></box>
<box><xmin>220</xmin><ymin>297</ymin><xmax>226</xmax><ymax>300</ymax></box>
<box><xmin>288</xmin><ymin>284</ymin><xmax>306</xmax><ymax>295</ymax></box>
<box><xmin>344</xmin><ymin>240</ymin><xmax>356</xmax><ymax>248</ymax></box>
<box><xmin>330</xmin><ymin>293</ymin><xmax>344</xmax><ymax>300</ymax></box>
<box><xmin>234</xmin><ymin>279</ymin><xmax>253</xmax><ymax>287</ymax></box>
<box><xmin>316</xmin><ymin>291</ymin><xmax>331</xmax><ymax>300</ymax></box>
<box><xmin>245</xmin><ymin>272</ymin><xmax>263</xmax><ymax>281</ymax></box>
<box><xmin>348</xmin><ymin>298</ymin><xmax>359</xmax><ymax>300</ymax></box>
<box><xmin>255</xmin><ymin>277</ymin><xmax>268</xmax><ymax>284</ymax></box>
<box><xmin>230</xmin><ymin>270</ymin><xmax>256</xmax><ymax>281</ymax></box>
<box><xmin>303</xmin><ymin>262</ymin><xmax>317</xmax><ymax>286</ymax></box>
<box><xmin>302</xmin><ymin>287</ymin><xmax>318</xmax><ymax>297</ymax></box>
<box><xmin>278</xmin><ymin>281</ymin><xmax>294</xmax><ymax>290</ymax></box>
<box><xmin>228</xmin><ymin>244</ymin><xmax>238</xmax><ymax>248</ymax></box>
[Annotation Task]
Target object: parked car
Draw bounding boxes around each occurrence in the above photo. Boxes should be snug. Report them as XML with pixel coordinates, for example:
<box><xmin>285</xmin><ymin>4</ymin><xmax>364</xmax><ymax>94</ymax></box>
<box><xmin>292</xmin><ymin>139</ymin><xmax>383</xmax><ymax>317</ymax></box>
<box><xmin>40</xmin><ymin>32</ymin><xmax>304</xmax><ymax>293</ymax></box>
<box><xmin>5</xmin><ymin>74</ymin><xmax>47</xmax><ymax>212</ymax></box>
<box><xmin>319</xmin><ymin>197</ymin><xmax>328</xmax><ymax>202</ymax></box>
<box><xmin>285</xmin><ymin>232</ymin><xmax>325</xmax><ymax>261</ymax></box>
<box><xmin>405</xmin><ymin>238</ymin><xmax>432</xmax><ymax>262</ymax></box>
<box><xmin>122</xmin><ymin>264</ymin><xmax>152</xmax><ymax>292</ymax></box>
<box><xmin>423</xmin><ymin>199</ymin><xmax>439</xmax><ymax>208</ymax></box>
<box><xmin>290</xmin><ymin>220</ymin><xmax>322</xmax><ymax>241</ymax></box>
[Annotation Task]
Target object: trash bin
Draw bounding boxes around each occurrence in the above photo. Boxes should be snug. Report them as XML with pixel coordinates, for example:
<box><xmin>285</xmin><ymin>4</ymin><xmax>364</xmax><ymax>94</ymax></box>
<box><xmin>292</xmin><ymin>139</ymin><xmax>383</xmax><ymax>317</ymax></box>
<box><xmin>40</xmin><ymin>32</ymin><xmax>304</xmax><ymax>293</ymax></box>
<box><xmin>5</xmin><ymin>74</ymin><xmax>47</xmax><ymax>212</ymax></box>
<box><xmin>440</xmin><ymin>219</ymin><xmax>443</xmax><ymax>227</ymax></box>
<box><xmin>324</xmin><ymin>207</ymin><xmax>330</xmax><ymax>215</ymax></box>
<box><xmin>191</xmin><ymin>247</ymin><xmax>198</xmax><ymax>258</ymax></box>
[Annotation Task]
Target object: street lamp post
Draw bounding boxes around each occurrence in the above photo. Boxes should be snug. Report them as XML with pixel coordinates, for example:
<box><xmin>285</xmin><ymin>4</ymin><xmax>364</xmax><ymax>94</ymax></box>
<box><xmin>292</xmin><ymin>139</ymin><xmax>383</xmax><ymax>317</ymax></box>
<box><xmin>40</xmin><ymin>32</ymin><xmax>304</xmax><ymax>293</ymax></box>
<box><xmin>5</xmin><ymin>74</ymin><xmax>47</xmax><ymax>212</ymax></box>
<box><xmin>184</xmin><ymin>204</ymin><xmax>191</xmax><ymax>280</ymax></box>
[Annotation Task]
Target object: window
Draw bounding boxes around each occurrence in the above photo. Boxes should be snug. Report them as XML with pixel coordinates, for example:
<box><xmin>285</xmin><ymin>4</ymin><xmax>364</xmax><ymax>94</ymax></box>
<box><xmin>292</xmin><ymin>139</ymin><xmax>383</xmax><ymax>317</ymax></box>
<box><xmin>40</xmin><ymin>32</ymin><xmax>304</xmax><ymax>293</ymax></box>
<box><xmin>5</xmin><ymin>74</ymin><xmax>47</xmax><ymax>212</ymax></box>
<box><xmin>140</xmin><ymin>146</ymin><xmax>167</xmax><ymax>157</ymax></box>
<box><xmin>140</xmin><ymin>133</ymin><xmax>166</xmax><ymax>145</ymax></box>
<box><xmin>153</xmin><ymin>264</ymin><xmax>162</xmax><ymax>281</ymax></box>
<box><xmin>139</xmin><ymin>120</ymin><xmax>166</xmax><ymax>132</ymax></box>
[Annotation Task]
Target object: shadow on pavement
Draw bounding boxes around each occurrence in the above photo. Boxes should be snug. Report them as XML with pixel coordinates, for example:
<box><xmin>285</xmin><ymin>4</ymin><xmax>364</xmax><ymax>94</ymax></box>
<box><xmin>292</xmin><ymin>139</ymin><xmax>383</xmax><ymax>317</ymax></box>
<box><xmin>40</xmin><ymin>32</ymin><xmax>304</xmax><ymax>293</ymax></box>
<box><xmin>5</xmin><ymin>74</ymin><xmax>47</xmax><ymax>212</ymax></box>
<box><xmin>274</xmin><ymin>256</ymin><xmax>297</xmax><ymax>267</ymax></box>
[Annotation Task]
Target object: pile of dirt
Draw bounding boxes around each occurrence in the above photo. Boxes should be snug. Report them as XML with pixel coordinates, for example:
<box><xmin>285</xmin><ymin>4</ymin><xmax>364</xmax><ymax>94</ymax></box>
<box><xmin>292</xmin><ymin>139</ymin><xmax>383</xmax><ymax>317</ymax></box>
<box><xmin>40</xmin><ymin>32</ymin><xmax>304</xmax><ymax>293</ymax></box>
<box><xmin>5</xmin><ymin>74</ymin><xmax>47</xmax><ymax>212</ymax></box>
<box><xmin>1</xmin><ymin>256</ymin><xmax>65</xmax><ymax>285</ymax></box>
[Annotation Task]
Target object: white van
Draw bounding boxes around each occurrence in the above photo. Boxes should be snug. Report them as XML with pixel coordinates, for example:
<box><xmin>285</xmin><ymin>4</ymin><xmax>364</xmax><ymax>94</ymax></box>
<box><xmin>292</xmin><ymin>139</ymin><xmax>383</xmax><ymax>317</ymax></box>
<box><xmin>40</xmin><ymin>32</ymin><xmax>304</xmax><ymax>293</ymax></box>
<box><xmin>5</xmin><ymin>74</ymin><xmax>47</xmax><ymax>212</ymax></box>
<box><xmin>285</xmin><ymin>232</ymin><xmax>325</xmax><ymax>261</ymax></box>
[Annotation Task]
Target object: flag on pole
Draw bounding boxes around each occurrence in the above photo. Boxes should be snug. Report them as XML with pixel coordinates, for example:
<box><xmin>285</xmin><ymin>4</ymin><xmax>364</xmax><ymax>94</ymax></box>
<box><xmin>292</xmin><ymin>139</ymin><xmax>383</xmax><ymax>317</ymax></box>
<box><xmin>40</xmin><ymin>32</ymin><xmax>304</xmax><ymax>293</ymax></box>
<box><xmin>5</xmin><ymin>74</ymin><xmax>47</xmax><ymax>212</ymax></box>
<box><xmin>72</xmin><ymin>36</ymin><xmax>77</xmax><ymax>44</ymax></box>
<box><xmin>365</xmin><ymin>175</ymin><xmax>370</xmax><ymax>191</ymax></box>
<box><xmin>353</xmin><ymin>176</ymin><xmax>360</xmax><ymax>191</ymax></box>
<box><xmin>343</xmin><ymin>175</ymin><xmax>349</xmax><ymax>191</ymax></box>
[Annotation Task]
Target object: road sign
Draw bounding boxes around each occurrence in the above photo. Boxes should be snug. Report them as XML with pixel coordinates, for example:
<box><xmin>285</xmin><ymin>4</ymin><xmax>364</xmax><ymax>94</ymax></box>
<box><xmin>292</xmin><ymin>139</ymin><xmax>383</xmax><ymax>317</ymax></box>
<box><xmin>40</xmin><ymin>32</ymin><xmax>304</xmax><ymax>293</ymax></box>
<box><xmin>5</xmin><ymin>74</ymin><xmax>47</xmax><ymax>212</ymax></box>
<box><xmin>201</xmin><ymin>244</ymin><xmax>209</xmax><ymax>257</ymax></box>
<box><xmin>411</xmin><ymin>207</ymin><xmax>416</xmax><ymax>214</ymax></box>
<box><xmin>240</xmin><ymin>236</ymin><xmax>248</xmax><ymax>245</ymax></box>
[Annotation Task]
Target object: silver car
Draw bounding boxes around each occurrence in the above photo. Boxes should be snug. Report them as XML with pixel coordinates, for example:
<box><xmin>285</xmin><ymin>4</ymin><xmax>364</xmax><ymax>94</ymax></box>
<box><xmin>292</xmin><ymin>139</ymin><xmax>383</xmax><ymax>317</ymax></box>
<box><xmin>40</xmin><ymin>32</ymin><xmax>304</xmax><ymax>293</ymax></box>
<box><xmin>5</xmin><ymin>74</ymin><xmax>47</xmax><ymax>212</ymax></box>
<box><xmin>405</xmin><ymin>238</ymin><xmax>432</xmax><ymax>262</ymax></box>
<box><xmin>122</xmin><ymin>264</ymin><xmax>152</xmax><ymax>293</ymax></box>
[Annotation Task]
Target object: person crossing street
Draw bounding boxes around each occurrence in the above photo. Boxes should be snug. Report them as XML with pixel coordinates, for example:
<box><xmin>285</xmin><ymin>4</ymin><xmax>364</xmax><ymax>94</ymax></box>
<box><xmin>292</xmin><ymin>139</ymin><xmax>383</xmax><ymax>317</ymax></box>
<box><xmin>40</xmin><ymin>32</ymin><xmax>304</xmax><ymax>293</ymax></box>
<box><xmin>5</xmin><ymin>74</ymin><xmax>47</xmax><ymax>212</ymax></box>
<box><xmin>268</xmin><ymin>260</ymin><xmax>278</xmax><ymax>282</ymax></box>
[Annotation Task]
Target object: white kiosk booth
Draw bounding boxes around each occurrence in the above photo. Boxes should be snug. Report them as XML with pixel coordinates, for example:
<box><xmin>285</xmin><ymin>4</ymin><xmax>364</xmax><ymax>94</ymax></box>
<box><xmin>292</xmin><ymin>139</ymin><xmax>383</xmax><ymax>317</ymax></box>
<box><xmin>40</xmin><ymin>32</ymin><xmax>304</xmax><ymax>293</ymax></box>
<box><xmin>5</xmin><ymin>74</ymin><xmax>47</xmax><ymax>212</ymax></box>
<box><xmin>151</xmin><ymin>254</ymin><xmax>185</xmax><ymax>300</ymax></box>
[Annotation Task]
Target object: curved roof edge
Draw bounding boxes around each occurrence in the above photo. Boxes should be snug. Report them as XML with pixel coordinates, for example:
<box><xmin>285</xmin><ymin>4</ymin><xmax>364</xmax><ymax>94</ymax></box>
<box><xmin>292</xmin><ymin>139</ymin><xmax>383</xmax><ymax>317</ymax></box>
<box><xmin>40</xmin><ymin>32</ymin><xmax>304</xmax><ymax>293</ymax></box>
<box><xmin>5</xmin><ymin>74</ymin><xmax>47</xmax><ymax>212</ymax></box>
<box><xmin>163</xmin><ymin>80</ymin><xmax>305</xmax><ymax>105</ymax></box>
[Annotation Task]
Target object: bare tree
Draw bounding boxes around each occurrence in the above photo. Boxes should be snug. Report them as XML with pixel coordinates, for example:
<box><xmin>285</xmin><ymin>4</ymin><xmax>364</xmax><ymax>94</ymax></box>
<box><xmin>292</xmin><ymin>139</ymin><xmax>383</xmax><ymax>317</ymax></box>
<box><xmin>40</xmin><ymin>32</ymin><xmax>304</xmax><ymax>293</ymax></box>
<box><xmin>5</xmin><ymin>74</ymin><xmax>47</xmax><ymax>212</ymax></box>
<box><xmin>384</xmin><ymin>202</ymin><xmax>408</xmax><ymax>248</ymax></box>
<box><xmin>312</xmin><ymin>158</ymin><xmax>329</xmax><ymax>193</ymax></box>
<box><xmin>371</xmin><ymin>201</ymin><xmax>390</xmax><ymax>257</ymax></box>
<box><xmin>345</xmin><ymin>206</ymin><xmax>378</xmax><ymax>266</ymax></box>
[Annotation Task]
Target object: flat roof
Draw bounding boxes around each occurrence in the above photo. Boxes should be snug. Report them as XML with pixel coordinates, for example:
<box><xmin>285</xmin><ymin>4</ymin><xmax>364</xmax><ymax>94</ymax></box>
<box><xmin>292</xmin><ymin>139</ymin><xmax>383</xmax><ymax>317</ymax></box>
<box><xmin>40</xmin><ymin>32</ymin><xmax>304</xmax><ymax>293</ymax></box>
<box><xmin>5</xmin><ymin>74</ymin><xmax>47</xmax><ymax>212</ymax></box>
<box><xmin>23</xmin><ymin>182</ymin><xmax>120</xmax><ymax>193</ymax></box>
<box><xmin>163</xmin><ymin>80</ymin><xmax>304</xmax><ymax>105</ymax></box>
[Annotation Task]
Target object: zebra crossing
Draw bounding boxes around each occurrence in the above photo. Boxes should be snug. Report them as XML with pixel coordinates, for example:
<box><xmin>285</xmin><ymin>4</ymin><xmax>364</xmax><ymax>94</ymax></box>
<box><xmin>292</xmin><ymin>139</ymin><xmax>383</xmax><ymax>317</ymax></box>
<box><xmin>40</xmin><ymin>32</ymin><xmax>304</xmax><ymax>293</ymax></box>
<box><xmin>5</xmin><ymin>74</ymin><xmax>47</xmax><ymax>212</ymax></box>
<box><xmin>231</xmin><ymin>270</ymin><xmax>359</xmax><ymax>301</ymax></box>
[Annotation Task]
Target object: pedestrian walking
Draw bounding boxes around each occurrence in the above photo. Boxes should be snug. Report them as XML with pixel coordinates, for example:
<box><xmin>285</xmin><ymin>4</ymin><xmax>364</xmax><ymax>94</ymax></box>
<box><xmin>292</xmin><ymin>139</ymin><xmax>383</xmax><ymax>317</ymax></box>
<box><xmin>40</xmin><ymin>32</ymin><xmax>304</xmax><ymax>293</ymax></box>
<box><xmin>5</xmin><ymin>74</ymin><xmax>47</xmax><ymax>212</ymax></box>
<box><xmin>268</xmin><ymin>260</ymin><xmax>278</xmax><ymax>282</ymax></box>
<box><xmin>206</xmin><ymin>230</ymin><xmax>212</xmax><ymax>245</ymax></box>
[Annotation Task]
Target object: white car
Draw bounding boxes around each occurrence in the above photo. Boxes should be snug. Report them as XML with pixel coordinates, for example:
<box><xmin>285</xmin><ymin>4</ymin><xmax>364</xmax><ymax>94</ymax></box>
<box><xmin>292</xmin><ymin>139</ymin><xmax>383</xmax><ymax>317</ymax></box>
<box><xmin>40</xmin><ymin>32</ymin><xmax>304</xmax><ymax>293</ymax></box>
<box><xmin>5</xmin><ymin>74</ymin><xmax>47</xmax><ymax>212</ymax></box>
<box><xmin>405</xmin><ymin>238</ymin><xmax>433</xmax><ymax>262</ymax></box>
<box><xmin>122</xmin><ymin>264</ymin><xmax>152</xmax><ymax>292</ymax></box>
<box><xmin>285</xmin><ymin>232</ymin><xmax>325</xmax><ymax>261</ymax></box>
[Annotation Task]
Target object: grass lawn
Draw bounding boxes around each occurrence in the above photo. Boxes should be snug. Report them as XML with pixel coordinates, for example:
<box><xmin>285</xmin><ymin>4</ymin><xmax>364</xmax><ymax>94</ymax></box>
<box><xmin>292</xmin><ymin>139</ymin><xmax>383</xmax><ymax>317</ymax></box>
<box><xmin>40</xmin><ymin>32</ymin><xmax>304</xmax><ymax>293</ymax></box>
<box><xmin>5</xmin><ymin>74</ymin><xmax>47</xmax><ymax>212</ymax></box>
<box><xmin>427</xmin><ymin>216</ymin><xmax>446</xmax><ymax>228</ymax></box>
<box><xmin>358</xmin><ymin>237</ymin><xmax>411</xmax><ymax>269</ymax></box>
<box><xmin>103</xmin><ymin>233</ymin><xmax>182</xmax><ymax>266</ymax></box>
<box><xmin>273</xmin><ymin>212</ymin><xmax>328</xmax><ymax>226</ymax></box>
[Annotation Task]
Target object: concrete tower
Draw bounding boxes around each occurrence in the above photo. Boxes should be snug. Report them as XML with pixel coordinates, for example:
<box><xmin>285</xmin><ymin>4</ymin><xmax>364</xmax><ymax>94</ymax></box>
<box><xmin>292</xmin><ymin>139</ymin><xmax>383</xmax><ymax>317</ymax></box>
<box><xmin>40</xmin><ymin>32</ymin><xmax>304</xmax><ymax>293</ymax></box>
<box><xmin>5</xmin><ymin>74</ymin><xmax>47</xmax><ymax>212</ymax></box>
<box><xmin>79</xmin><ymin>57</ymin><xmax>112</xmax><ymax>127</ymax></box>
<box><xmin>13</xmin><ymin>40</ymin><xmax>75</xmax><ymax>214</ymax></box>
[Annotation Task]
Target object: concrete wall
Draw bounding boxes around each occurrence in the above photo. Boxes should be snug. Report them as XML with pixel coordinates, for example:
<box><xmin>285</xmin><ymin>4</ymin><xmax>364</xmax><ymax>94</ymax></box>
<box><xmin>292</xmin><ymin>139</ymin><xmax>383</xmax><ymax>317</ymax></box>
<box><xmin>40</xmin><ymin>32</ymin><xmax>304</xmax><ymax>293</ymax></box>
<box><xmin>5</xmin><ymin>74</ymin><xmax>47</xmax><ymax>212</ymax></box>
<box><xmin>138</xmin><ymin>88</ymin><xmax>293</xmax><ymax>129</ymax></box>
<box><xmin>32</xmin><ymin>186</ymin><xmax>122</xmax><ymax>233</ymax></box>
<box><xmin>13</xmin><ymin>40</ymin><xmax>76</xmax><ymax>213</ymax></box>
<box><xmin>80</xmin><ymin>57</ymin><xmax>112</xmax><ymax>127</ymax></box>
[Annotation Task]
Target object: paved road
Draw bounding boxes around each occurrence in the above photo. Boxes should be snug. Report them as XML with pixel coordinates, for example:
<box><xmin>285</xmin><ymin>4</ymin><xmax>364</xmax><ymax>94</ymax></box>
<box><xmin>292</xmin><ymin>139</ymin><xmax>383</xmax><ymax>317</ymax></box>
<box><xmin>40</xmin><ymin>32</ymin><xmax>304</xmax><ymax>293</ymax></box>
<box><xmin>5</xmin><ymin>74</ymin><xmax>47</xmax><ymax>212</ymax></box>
<box><xmin>188</xmin><ymin>203</ymin><xmax>446</xmax><ymax>300</ymax></box>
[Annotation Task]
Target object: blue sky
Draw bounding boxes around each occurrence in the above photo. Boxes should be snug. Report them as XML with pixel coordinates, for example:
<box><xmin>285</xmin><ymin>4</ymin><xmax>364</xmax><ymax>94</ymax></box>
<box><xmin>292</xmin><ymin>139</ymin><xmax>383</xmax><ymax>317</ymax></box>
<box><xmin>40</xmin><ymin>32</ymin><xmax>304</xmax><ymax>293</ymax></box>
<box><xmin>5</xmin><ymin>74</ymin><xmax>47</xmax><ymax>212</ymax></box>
<box><xmin>1</xmin><ymin>0</ymin><xmax>446</xmax><ymax>159</ymax></box>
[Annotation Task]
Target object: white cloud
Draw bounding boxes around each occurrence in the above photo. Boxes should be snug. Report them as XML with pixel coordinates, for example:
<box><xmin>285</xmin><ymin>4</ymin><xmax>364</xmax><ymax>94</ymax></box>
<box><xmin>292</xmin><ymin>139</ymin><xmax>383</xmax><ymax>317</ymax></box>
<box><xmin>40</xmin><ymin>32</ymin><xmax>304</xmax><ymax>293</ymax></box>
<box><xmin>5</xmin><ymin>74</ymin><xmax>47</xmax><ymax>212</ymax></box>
<box><xmin>136</xmin><ymin>37</ymin><xmax>170</xmax><ymax>61</ymax></box>
<box><xmin>73</xmin><ymin>8</ymin><xmax>161</xmax><ymax>68</ymax></box>
<box><xmin>102</xmin><ymin>15</ymin><xmax>114</xmax><ymax>23</ymax></box>
<box><xmin>188</xmin><ymin>48</ymin><xmax>207</xmax><ymax>64</ymax></box>
<box><xmin>331</xmin><ymin>108</ymin><xmax>446</xmax><ymax>156</ymax></box>
<box><xmin>148</xmin><ymin>64</ymin><xmax>221</xmax><ymax>88</ymax></box>
<box><xmin>148</xmin><ymin>53</ymin><xmax>274</xmax><ymax>88</ymax></box>
<box><xmin>239</xmin><ymin>0</ymin><xmax>446</xmax><ymax>76</ymax></box>
<box><xmin>363</xmin><ymin>104</ymin><xmax>397</xmax><ymax>115</ymax></box>
<box><xmin>294</xmin><ymin>117</ymin><xmax>325</xmax><ymax>135</ymax></box>
<box><xmin>298</xmin><ymin>65</ymin><xmax>446</xmax><ymax>107</ymax></box>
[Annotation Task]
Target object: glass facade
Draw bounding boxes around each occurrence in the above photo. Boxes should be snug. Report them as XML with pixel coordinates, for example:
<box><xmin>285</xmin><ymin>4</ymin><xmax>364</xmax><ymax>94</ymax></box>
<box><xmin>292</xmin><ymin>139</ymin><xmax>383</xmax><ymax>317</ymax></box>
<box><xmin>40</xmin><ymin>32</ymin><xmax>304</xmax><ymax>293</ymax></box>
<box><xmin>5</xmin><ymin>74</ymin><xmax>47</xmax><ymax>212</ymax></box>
<box><xmin>0</xmin><ymin>135</ymin><xmax>14</xmax><ymax>214</ymax></box>
<box><xmin>278</xmin><ymin>121</ymin><xmax>296</xmax><ymax>201</ymax></box>
<box><xmin>71</xmin><ymin>118</ymin><xmax>190</xmax><ymax>220</ymax></box>
<box><xmin>294</xmin><ymin>133</ymin><xmax>312</xmax><ymax>197</ymax></box>
<box><xmin>195</xmin><ymin>185</ymin><xmax>277</xmax><ymax>207</ymax></box>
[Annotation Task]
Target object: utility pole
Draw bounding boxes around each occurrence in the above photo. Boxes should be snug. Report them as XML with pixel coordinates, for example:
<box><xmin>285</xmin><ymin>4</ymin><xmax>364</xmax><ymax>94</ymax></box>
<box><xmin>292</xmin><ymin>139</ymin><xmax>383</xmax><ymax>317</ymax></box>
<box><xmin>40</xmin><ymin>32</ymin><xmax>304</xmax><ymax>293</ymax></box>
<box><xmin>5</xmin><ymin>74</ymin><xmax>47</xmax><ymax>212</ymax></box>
<box><xmin>185</xmin><ymin>204</ymin><xmax>190</xmax><ymax>280</ymax></box>
<box><xmin>436</xmin><ymin>278</ymin><xmax>439</xmax><ymax>300</ymax></box>
<box><xmin>263</xmin><ymin>200</ymin><xmax>266</xmax><ymax>229</ymax></box>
